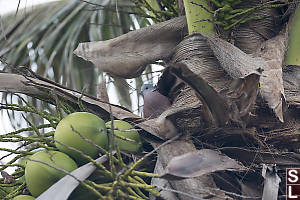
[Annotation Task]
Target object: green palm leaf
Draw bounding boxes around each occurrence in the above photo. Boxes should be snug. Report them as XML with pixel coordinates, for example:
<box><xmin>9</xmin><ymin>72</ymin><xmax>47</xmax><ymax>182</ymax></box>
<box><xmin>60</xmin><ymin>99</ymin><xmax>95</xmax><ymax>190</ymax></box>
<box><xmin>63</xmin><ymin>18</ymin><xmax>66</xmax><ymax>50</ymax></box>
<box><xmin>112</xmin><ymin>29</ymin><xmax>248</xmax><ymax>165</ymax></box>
<box><xmin>1</xmin><ymin>0</ymin><xmax>150</xmax><ymax>126</ymax></box>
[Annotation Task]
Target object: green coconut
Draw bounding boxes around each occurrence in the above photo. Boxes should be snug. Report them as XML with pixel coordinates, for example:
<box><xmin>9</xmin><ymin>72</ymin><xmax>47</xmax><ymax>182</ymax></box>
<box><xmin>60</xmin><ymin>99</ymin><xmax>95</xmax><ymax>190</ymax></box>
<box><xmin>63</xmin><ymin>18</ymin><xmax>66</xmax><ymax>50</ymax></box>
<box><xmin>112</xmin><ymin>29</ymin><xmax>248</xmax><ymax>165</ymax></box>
<box><xmin>106</xmin><ymin>120</ymin><xmax>142</xmax><ymax>152</ymax></box>
<box><xmin>12</xmin><ymin>195</ymin><xmax>35</xmax><ymax>200</ymax></box>
<box><xmin>25</xmin><ymin>150</ymin><xmax>77</xmax><ymax>197</ymax></box>
<box><xmin>54</xmin><ymin>112</ymin><xmax>108</xmax><ymax>164</ymax></box>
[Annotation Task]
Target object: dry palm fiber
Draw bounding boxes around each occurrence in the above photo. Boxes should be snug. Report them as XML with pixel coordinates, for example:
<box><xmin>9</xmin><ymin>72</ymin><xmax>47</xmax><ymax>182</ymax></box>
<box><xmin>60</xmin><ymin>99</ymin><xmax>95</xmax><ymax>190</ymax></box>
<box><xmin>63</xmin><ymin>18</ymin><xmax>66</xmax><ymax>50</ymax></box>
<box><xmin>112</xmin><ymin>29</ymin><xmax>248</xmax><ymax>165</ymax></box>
<box><xmin>161</xmin><ymin>35</ymin><xmax>232</xmax><ymax>135</ymax></box>
<box><xmin>232</xmin><ymin>0</ymin><xmax>281</xmax><ymax>54</ymax></box>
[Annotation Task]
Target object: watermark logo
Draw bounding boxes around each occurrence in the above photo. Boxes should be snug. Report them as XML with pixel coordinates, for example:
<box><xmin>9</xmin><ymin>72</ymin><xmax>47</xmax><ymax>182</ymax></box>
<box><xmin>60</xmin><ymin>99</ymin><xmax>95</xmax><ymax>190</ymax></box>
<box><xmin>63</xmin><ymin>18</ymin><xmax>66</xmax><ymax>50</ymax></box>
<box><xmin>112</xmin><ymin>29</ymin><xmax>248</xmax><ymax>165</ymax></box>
<box><xmin>287</xmin><ymin>168</ymin><xmax>300</xmax><ymax>200</ymax></box>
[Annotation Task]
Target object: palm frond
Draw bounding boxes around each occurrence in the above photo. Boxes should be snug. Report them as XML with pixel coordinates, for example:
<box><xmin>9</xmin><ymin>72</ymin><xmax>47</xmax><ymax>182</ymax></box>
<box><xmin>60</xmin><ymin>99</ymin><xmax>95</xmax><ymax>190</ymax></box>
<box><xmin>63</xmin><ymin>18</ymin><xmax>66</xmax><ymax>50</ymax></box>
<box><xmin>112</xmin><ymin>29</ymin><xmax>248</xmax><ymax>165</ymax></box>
<box><xmin>0</xmin><ymin>0</ymin><xmax>151</xmax><ymax>126</ymax></box>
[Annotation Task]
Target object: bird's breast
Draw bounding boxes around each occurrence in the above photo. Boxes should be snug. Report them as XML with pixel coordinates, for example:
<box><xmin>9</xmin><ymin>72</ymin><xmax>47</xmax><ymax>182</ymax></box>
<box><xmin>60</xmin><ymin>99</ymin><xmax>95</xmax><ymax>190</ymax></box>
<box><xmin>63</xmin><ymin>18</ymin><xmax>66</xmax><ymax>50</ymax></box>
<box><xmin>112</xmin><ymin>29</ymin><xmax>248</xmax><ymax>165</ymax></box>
<box><xmin>143</xmin><ymin>91</ymin><xmax>171</xmax><ymax>119</ymax></box>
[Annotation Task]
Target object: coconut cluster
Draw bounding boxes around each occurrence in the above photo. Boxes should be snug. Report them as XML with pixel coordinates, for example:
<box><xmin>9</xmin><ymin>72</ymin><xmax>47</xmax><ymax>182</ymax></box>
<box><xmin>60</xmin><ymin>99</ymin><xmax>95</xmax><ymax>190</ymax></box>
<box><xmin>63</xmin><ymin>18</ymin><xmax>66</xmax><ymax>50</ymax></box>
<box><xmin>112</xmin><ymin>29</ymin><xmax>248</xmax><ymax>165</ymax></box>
<box><xmin>22</xmin><ymin>112</ymin><xmax>141</xmax><ymax>199</ymax></box>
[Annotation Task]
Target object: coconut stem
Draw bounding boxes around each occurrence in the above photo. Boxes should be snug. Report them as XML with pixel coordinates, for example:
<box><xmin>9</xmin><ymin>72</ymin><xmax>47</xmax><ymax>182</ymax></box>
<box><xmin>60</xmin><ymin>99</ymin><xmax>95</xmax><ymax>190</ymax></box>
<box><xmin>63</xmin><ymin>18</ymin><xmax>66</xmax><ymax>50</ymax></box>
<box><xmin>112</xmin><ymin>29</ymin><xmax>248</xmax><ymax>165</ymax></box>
<box><xmin>183</xmin><ymin>0</ymin><xmax>214</xmax><ymax>35</ymax></box>
<box><xmin>285</xmin><ymin>4</ymin><xmax>300</xmax><ymax>66</ymax></box>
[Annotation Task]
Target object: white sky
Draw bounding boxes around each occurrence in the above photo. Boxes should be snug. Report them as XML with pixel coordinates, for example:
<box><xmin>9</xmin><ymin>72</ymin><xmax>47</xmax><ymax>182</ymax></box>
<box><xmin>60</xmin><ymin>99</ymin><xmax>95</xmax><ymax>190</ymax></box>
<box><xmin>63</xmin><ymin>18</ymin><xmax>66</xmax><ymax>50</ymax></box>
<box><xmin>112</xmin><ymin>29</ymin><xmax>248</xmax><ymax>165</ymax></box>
<box><xmin>0</xmin><ymin>0</ymin><xmax>60</xmax><ymax>15</ymax></box>
<box><xmin>0</xmin><ymin>0</ymin><xmax>60</xmax><ymax>133</ymax></box>
<box><xmin>0</xmin><ymin>0</ymin><xmax>60</xmax><ymax>173</ymax></box>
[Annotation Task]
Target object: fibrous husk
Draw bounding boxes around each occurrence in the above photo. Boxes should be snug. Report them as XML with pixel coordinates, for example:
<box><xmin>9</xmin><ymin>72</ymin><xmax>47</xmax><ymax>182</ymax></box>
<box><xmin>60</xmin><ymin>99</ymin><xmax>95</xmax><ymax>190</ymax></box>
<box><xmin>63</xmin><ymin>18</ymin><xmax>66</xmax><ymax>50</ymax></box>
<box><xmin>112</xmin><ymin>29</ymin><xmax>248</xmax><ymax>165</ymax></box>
<box><xmin>205</xmin><ymin>33</ymin><xmax>286</xmax><ymax>122</ymax></box>
<box><xmin>283</xmin><ymin>65</ymin><xmax>300</xmax><ymax>106</ymax></box>
<box><xmin>220</xmin><ymin>147</ymin><xmax>300</xmax><ymax>167</ymax></box>
<box><xmin>232</xmin><ymin>0</ymin><xmax>281</xmax><ymax>54</ymax></box>
<box><xmin>160</xmin><ymin>34</ymin><xmax>231</xmax><ymax>135</ymax></box>
<box><xmin>170</xmin><ymin>62</ymin><xmax>261</xmax><ymax>128</ymax></box>
<box><xmin>157</xmin><ymin>34</ymin><xmax>262</xmax><ymax>134</ymax></box>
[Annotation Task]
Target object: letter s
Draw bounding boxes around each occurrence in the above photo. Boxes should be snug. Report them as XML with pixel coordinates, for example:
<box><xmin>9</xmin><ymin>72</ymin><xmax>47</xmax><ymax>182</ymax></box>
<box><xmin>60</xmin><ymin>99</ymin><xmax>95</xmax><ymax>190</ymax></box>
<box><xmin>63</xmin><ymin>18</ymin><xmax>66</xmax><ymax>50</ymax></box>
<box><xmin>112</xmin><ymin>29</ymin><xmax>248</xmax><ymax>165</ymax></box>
<box><xmin>289</xmin><ymin>170</ymin><xmax>299</xmax><ymax>183</ymax></box>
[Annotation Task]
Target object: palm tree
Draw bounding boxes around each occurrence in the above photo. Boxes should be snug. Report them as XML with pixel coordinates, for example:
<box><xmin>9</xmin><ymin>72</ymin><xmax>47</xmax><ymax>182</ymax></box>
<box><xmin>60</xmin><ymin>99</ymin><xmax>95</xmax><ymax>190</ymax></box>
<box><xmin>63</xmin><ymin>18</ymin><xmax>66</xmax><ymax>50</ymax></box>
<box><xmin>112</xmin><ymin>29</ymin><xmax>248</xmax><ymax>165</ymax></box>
<box><xmin>1</xmin><ymin>0</ymin><xmax>300</xmax><ymax>199</ymax></box>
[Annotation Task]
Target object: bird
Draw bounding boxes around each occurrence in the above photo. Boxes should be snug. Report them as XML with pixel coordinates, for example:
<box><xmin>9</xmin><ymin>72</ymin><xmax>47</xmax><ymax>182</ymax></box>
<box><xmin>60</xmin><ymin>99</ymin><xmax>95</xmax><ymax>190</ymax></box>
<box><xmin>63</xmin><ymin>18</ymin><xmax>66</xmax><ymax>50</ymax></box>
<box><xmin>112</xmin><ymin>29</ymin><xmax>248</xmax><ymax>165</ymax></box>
<box><xmin>141</xmin><ymin>84</ymin><xmax>171</xmax><ymax>119</ymax></box>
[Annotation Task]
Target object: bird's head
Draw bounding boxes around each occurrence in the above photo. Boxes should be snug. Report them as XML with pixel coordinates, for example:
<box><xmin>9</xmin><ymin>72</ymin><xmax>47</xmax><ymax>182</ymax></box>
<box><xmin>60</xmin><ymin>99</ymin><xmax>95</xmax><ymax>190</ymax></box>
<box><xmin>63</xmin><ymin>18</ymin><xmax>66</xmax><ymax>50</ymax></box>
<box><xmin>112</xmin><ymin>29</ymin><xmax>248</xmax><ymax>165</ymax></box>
<box><xmin>140</xmin><ymin>84</ymin><xmax>155</xmax><ymax>96</ymax></box>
